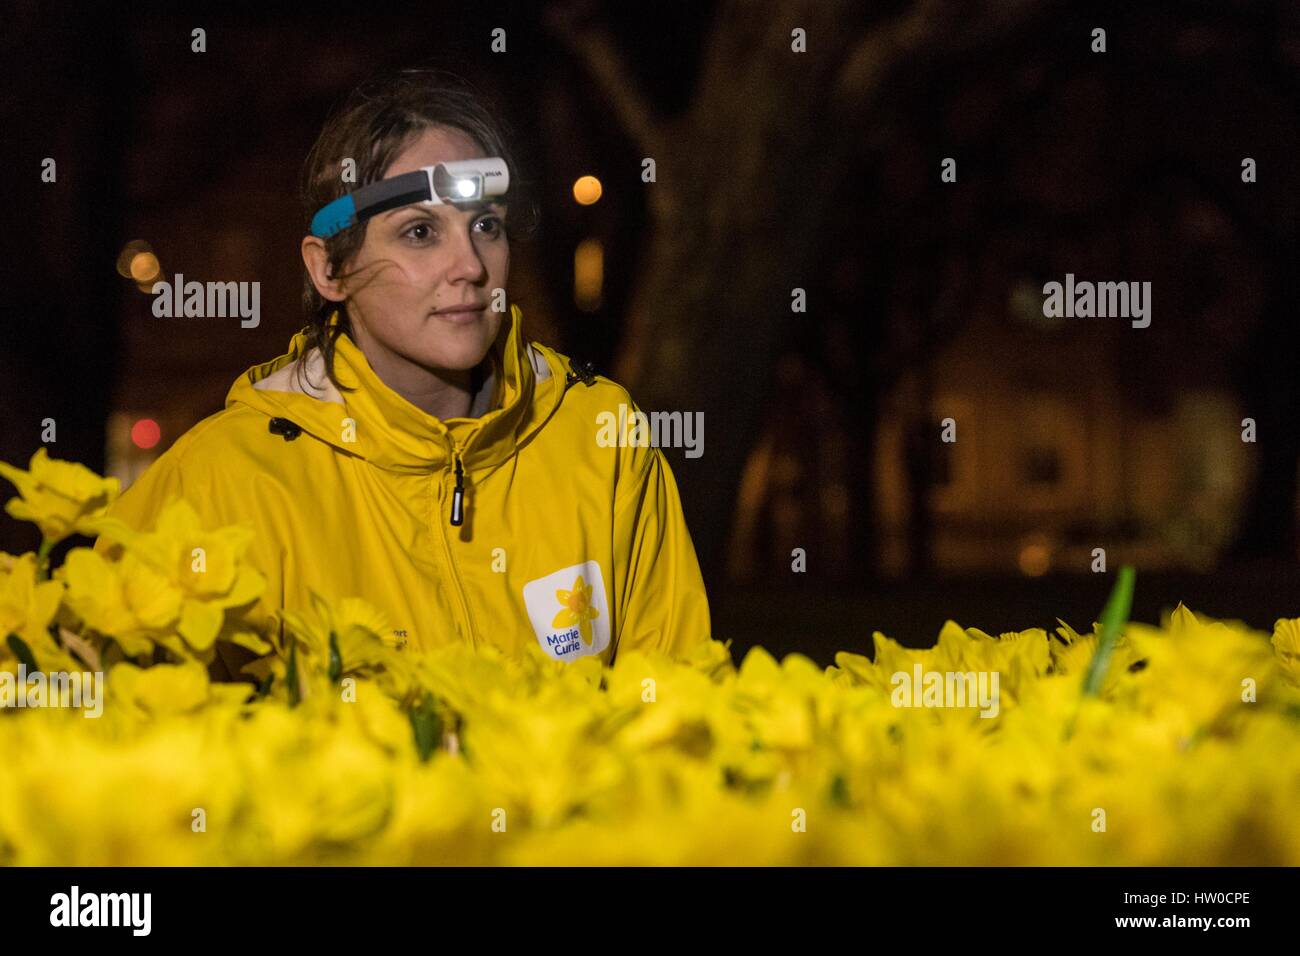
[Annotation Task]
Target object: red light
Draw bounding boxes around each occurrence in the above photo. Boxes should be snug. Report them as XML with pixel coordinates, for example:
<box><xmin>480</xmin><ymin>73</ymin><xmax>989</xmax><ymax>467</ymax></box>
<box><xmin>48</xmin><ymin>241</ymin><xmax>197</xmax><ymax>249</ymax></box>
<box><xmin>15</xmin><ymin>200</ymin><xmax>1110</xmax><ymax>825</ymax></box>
<box><xmin>131</xmin><ymin>418</ymin><xmax>161</xmax><ymax>450</ymax></box>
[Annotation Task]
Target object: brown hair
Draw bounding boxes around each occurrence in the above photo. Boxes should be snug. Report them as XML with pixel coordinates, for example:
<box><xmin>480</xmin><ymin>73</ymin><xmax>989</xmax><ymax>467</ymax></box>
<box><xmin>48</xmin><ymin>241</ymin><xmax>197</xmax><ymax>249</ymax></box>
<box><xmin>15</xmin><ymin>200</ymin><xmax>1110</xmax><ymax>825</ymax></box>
<box><xmin>298</xmin><ymin>67</ymin><xmax>537</xmax><ymax>390</ymax></box>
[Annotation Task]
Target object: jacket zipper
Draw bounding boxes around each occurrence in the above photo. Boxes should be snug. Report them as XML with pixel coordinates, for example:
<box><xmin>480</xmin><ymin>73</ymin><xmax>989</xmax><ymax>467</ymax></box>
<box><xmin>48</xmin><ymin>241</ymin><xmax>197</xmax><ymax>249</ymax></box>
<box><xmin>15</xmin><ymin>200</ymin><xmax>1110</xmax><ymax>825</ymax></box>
<box><xmin>433</xmin><ymin>443</ymin><xmax>477</xmax><ymax>648</ymax></box>
<box><xmin>450</xmin><ymin>452</ymin><xmax>465</xmax><ymax>526</ymax></box>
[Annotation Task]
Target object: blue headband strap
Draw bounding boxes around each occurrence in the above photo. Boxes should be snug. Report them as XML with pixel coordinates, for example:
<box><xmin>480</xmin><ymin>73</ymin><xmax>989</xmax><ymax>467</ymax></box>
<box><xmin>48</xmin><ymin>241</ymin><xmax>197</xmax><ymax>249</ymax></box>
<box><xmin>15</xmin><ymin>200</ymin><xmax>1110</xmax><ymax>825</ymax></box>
<box><xmin>310</xmin><ymin>170</ymin><xmax>432</xmax><ymax>239</ymax></box>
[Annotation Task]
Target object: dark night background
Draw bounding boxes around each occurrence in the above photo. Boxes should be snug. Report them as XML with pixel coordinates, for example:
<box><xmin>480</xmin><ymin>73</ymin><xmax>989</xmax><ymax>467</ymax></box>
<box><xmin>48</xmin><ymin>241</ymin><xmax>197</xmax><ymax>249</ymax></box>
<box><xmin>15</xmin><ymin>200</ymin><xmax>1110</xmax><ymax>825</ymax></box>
<box><xmin>3</xmin><ymin>0</ymin><xmax>1299</xmax><ymax>664</ymax></box>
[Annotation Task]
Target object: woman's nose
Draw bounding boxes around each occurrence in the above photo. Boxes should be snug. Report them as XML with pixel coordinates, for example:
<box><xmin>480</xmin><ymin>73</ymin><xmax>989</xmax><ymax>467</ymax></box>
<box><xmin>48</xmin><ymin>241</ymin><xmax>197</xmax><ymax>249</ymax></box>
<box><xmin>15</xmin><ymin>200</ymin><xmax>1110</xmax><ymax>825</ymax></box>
<box><xmin>445</xmin><ymin>228</ymin><xmax>487</xmax><ymax>283</ymax></box>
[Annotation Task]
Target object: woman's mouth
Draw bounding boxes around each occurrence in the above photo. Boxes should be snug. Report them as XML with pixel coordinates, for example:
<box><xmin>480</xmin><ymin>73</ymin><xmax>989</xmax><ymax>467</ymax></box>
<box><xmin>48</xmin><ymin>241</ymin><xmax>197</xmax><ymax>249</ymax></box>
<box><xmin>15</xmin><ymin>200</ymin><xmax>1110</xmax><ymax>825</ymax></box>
<box><xmin>432</xmin><ymin>307</ymin><xmax>486</xmax><ymax>324</ymax></box>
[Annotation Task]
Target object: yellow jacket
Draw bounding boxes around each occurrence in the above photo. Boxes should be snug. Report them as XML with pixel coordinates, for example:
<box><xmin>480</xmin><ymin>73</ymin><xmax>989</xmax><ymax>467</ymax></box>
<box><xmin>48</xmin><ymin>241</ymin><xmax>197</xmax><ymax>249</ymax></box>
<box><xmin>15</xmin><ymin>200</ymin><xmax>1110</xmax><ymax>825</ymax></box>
<box><xmin>101</xmin><ymin>304</ymin><xmax>713</xmax><ymax>674</ymax></box>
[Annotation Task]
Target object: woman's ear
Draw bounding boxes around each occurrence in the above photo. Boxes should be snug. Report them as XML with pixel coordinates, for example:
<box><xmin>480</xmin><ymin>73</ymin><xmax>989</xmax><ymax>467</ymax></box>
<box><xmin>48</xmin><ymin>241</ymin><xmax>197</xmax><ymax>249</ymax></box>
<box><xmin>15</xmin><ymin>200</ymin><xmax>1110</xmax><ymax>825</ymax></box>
<box><xmin>301</xmin><ymin>236</ymin><xmax>348</xmax><ymax>302</ymax></box>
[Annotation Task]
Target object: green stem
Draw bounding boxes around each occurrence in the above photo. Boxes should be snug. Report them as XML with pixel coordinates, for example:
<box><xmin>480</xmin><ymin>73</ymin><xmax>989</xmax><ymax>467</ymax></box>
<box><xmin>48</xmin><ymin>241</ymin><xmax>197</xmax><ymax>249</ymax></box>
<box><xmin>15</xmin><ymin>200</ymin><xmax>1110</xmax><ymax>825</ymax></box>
<box><xmin>328</xmin><ymin>631</ymin><xmax>342</xmax><ymax>684</ymax></box>
<box><xmin>36</xmin><ymin>538</ymin><xmax>54</xmax><ymax>581</ymax></box>
<box><xmin>286</xmin><ymin>641</ymin><xmax>300</xmax><ymax>708</ymax></box>
<box><xmin>1082</xmin><ymin>565</ymin><xmax>1136</xmax><ymax>697</ymax></box>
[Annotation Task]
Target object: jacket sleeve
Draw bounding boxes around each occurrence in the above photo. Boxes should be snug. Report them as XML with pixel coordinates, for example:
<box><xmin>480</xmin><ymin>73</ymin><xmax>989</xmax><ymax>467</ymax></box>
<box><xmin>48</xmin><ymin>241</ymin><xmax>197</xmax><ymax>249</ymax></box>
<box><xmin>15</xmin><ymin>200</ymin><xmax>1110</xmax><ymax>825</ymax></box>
<box><xmin>94</xmin><ymin>451</ymin><xmax>188</xmax><ymax>553</ymax></box>
<box><xmin>611</xmin><ymin>442</ymin><xmax>713</xmax><ymax>661</ymax></box>
<box><xmin>92</xmin><ymin>448</ymin><xmax>263</xmax><ymax>683</ymax></box>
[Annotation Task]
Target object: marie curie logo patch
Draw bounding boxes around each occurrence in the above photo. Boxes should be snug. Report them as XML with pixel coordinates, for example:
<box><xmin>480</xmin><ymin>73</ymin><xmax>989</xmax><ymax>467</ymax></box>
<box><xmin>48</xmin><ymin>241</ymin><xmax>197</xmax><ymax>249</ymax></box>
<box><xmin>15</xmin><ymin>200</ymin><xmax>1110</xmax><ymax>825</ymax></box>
<box><xmin>522</xmin><ymin>561</ymin><xmax>611</xmax><ymax>661</ymax></box>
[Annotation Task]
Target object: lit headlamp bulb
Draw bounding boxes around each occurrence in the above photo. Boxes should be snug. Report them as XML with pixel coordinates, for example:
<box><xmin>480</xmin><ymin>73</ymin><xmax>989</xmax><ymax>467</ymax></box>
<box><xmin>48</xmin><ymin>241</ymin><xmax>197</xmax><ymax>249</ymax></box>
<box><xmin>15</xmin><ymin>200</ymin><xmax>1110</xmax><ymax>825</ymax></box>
<box><xmin>426</xmin><ymin>158</ymin><xmax>508</xmax><ymax>205</ymax></box>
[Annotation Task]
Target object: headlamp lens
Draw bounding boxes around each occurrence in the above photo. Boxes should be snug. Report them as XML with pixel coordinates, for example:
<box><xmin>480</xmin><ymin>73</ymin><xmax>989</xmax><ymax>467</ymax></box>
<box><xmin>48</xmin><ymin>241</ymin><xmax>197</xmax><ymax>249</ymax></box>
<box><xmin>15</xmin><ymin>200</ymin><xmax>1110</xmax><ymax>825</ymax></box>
<box><xmin>432</xmin><ymin>165</ymin><xmax>484</xmax><ymax>203</ymax></box>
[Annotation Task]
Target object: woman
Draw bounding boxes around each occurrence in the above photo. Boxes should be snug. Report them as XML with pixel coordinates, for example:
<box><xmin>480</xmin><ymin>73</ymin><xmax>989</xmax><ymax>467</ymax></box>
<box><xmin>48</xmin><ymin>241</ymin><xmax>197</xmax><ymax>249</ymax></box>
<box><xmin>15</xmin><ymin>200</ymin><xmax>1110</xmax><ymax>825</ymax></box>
<box><xmin>103</xmin><ymin>68</ymin><xmax>713</xmax><ymax>680</ymax></box>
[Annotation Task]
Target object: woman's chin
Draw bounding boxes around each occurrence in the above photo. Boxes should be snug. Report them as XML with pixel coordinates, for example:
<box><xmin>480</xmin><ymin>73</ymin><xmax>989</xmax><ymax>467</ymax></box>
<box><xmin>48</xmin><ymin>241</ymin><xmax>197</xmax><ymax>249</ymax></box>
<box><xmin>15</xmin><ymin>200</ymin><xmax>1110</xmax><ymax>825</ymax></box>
<box><xmin>412</xmin><ymin>344</ymin><xmax>492</xmax><ymax>373</ymax></box>
<box><xmin>418</xmin><ymin>318</ymin><xmax>501</xmax><ymax>369</ymax></box>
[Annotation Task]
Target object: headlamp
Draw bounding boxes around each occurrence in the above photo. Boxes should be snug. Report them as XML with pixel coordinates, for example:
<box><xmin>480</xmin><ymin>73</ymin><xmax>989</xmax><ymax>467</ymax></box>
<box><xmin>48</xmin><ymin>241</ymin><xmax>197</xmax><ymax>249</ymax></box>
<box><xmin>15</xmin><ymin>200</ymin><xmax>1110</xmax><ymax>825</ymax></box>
<box><xmin>310</xmin><ymin>157</ymin><xmax>509</xmax><ymax>239</ymax></box>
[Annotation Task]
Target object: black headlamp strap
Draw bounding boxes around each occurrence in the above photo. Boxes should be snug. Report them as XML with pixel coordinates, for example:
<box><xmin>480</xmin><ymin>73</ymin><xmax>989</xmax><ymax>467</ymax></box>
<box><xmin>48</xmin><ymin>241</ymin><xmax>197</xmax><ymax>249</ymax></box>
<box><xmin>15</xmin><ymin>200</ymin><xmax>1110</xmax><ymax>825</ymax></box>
<box><xmin>349</xmin><ymin>170</ymin><xmax>433</xmax><ymax>224</ymax></box>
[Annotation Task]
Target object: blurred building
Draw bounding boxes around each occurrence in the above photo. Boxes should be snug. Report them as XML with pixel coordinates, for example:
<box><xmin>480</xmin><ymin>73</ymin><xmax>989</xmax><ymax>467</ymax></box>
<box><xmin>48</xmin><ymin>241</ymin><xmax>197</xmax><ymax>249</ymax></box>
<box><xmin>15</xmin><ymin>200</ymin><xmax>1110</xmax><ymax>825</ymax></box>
<box><xmin>872</xmin><ymin>303</ymin><xmax>1249</xmax><ymax>576</ymax></box>
<box><xmin>730</xmin><ymin>295</ymin><xmax>1252</xmax><ymax>582</ymax></box>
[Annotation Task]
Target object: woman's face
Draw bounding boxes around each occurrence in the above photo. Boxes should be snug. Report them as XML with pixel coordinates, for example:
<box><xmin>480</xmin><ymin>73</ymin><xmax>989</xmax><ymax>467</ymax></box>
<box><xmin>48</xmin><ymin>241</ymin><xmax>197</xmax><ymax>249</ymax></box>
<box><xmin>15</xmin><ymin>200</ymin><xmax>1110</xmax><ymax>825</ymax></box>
<box><xmin>336</xmin><ymin>125</ymin><xmax>509</xmax><ymax>374</ymax></box>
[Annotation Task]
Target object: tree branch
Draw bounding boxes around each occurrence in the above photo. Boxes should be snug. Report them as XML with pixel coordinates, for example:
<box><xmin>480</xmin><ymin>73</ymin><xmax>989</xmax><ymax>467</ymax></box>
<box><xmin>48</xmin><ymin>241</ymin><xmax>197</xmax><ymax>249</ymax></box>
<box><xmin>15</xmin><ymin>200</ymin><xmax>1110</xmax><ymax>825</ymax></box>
<box><xmin>544</xmin><ymin>2</ymin><xmax>667</xmax><ymax>160</ymax></box>
<box><xmin>835</xmin><ymin>0</ymin><xmax>1048</xmax><ymax>113</ymax></box>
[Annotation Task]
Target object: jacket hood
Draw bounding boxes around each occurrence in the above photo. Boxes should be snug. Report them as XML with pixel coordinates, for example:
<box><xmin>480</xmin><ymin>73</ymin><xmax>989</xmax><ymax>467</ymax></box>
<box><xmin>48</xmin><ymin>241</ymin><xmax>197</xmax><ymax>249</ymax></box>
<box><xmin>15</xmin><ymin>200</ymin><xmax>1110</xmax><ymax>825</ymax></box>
<box><xmin>226</xmin><ymin>303</ymin><xmax>569</xmax><ymax>475</ymax></box>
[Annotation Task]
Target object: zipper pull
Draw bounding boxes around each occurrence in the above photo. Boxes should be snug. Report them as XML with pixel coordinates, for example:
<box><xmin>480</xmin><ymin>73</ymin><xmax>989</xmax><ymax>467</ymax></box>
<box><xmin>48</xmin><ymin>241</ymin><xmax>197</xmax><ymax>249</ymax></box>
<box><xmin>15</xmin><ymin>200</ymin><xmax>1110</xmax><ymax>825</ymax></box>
<box><xmin>450</xmin><ymin>452</ymin><xmax>465</xmax><ymax>526</ymax></box>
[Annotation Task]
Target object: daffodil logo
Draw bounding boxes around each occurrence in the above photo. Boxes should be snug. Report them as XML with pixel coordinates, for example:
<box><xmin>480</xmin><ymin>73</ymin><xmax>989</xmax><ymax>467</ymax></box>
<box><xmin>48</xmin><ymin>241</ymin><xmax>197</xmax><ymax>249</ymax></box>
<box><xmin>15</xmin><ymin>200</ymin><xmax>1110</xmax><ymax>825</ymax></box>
<box><xmin>523</xmin><ymin>561</ymin><xmax>611</xmax><ymax>661</ymax></box>
<box><xmin>552</xmin><ymin>574</ymin><xmax>600</xmax><ymax>645</ymax></box>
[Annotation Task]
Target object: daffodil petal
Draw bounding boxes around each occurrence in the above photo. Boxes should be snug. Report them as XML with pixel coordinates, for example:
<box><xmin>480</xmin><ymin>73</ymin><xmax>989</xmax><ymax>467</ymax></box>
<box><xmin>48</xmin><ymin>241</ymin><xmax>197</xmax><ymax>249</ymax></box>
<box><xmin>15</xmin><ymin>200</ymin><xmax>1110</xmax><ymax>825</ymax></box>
<box><xmin>179</xmin><ymin>600</ymin><xmax>224</xmax><ymax>651</ymax></box>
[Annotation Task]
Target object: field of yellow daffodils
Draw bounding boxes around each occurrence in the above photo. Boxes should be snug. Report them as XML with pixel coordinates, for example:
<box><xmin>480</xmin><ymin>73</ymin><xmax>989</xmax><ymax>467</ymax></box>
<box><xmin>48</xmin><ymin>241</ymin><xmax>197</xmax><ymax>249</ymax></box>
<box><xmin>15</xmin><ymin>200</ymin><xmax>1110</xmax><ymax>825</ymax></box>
<box><xmin>2</xmin><ymin>449</ymin><xmax>1299</xmax><ymax>865</ymax></box>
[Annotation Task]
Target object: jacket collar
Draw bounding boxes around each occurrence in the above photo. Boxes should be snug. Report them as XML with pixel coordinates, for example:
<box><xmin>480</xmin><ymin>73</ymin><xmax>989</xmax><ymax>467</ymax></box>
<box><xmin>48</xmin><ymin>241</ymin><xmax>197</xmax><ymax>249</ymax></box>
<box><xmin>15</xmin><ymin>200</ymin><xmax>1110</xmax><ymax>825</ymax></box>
<box><xmin>229</xmin><ymin>303</ymin><xmax>567</xmax><ymax>475</ymax></box>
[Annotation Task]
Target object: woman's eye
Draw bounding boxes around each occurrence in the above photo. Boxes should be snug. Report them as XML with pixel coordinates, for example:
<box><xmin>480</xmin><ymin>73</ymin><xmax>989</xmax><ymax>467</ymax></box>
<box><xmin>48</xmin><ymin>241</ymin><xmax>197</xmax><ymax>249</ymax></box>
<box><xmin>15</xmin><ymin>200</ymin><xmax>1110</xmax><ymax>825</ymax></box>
<box><xmin>403</xmin><ymin>222</ymin><xmax>436</xmax><ymax>242</ymax></box>
<box><xmin>475</xmin><ymin>216</ymin><xmax>504</xmax><ymax>238</ymax></box>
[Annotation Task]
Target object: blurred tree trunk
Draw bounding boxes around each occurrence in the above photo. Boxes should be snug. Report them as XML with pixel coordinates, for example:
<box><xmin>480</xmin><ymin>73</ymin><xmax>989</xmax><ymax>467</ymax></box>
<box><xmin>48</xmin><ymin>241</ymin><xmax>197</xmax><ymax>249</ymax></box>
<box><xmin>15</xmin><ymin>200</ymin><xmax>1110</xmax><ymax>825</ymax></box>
<box><xmin>551</xmin><ymin>0</ymin><xmax>1045</xmax><ymax>589</ymax></box>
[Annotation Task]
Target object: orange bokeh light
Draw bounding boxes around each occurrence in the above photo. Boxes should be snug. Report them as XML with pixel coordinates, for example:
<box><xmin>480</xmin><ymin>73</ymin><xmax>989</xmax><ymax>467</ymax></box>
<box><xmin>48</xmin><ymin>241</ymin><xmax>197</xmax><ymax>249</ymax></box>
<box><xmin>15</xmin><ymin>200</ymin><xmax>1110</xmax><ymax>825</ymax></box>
<box><xmin>572</xmin><ymin>175</ymin><xmax>602</xmax><ymax>205</ymax></box>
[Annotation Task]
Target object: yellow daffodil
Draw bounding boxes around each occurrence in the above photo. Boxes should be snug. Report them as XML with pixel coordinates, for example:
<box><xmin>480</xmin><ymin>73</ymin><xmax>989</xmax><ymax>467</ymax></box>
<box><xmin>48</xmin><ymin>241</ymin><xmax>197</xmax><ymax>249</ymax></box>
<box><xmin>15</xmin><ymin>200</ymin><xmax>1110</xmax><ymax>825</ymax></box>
<box><xmin>0</xmin><ymin>552</ymin><xmax>63</xmax><ymax>646</ymax></box>
<box><xmin>58</xmin><ymin>548</ymin><xmax>180</xmax><ymax>657</ymax></box>
<box><xmin>0</xmin><ymin>551</ymin><xmax>87</xmax><ymax>674</ymax></box>
<box><xmin>0</xmin><ymin>448</ymin><xmax>119</xmax><ymax>545</ymax></box>
<box><xmin>0</xmin><ymin>469</ymin><xmax>1298</xmax><ymax>876</ymax></box>
<box><xmin>1126</xmin><ymin>604</ymin><xmax>1276</xmax><ymax>735</ymax></box>
<box><xmin>277</xmin><ymin>591</ymin><xmax>416</xmax><ymax>700</ymax></box>
<box><xmin>90</xmin><ymin>500</ymin><xmax>265</xmax><ymax>657</ymax></box>
<box><xmin>1272</xmin><ymin>618</ymin><xmax>1300</xmax><ymax>687</ymax></box>
<box><xmin>109</xmin><ymin>660</ymin><xmax>223</xmax><ymax>718</ymax></box>
<box><xmin>552</xmin><ymin>574</ymin><xmax>600</xmax><ymax>645</ymax></box>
